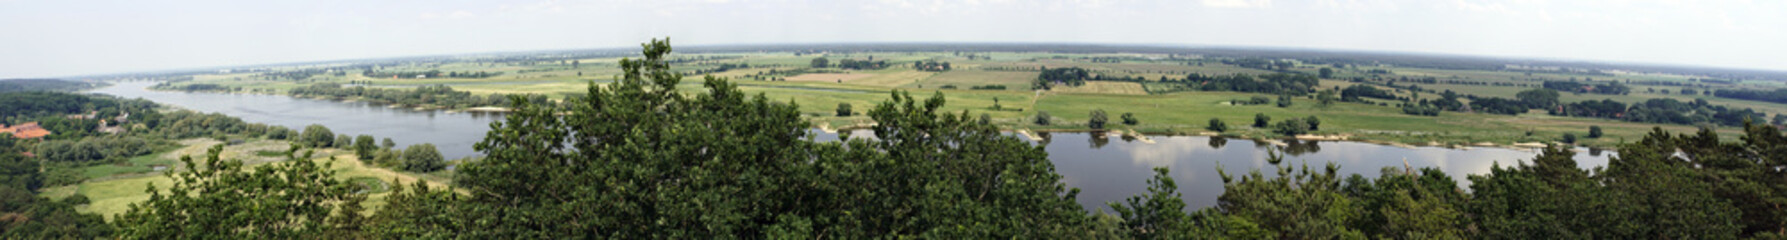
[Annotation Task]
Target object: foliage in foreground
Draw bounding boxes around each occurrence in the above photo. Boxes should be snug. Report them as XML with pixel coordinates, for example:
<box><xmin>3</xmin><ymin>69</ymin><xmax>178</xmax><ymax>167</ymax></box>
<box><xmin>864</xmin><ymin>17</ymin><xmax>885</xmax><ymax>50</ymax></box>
<box><xmin>99</xmin><ymin>38</ymin><xmax>1787</xmax><ymax>239</ymax></box>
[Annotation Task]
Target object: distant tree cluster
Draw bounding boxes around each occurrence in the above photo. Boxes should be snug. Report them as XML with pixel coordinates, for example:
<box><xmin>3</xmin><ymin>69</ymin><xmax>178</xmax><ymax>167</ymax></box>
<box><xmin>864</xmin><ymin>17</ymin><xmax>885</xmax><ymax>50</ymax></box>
<box><xmin>1166</xmin><ymin>73</ymin><xmax>1319</xmax><ymax>96</ymax></box>
<box><xmin>156</xmin><ymin>83</ymin><xmax>233</xmax><ymax>92</ymax></box>
<box><xmin>1034</xmin><ymin>67</ymin><xmax>1091</xmax><ymax>90</ymax></box>
<box><xmin>0</xmin><ymin>79</ymin><xmax>94</xmax><ymax>93</ymax></box>
<box><xmin>1542</xmin><ymin>80</ymin><xmax>1631</xmax><ymax>95</ymax></box>
<box><xmin>913</xmin><ymin>60</ymin><xmax>951</xmax><ymax>72</ymax></box>
<box><xmin>1552</xmin><ymin>98</ymin><xmax>1765</xmax><ymax>127</ymax></box>
<box><xmin>288</xmin><ymin>83</ymin><xmax>512</xmax><ymax>109</ymax></box>
<box><xmin>1340</xmin><ymin>85</ymin><xmax>1397</xmax><ymax>102</ymax></box>
<box><xmin>835</xmin><ymin>59</ymin><xmax>888</xmax><ymax>70</ymax></box>
<box><xmin>1713</xmin><ymin>88</ymin><xmax>1787</xmax><ymax>104</ymax></box>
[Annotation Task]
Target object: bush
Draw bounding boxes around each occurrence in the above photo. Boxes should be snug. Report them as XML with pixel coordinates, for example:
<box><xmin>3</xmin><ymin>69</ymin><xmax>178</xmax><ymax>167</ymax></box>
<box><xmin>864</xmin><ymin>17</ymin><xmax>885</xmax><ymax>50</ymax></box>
<box><xmin>1089</xmin><ymin>109</ymin><xmax>1108</xmax><ymax>129</ymax></box>
<box><xmin>1207</xmin><ymin>118</ymin><xmax>1229</xmax><ymax>132</ymax></box>
<box><xmin>300</xmin><ymin>124</ymin><xmax>334</xmax><ymax>148</ymax></box>
<box><xmin>1034</xmin><ymin>111</ymin><xmax>1052</xmax><ymax>126</ymax></box>
<box><xmin>1587</xmin><ymin>126</ymin><xmax>1603</xmax><ymax>138</ymax></box>
<box><xmin>1274</xmin><ymin>118</ymin><xmax>1310</xmax><ymax>135</ymax></box>
<box><xmin>1121</xmin><ymin>113</ymin><xmax>1138</xmax><ymax>126</ymax></box>
<box><xmin>1305</xmin><ymin>116</ymin><xmax>1320</xmax><ymax>131</ymax></box>
<box><xmin>836</xmin><ymin>103</ymin><xmax>852</xmax><ymax>117</ymax></box>
<box><xmin>1562</xmin><ymin>133</ymin><xmax>1578</xmax><ymax>144</ymax></box>
<box><xmin>401</xmin><ymin>143</ymin><xmax>445</xmax><ymax>172</ymax></box>
<box><xmin>1253</xmin><ymin>113</ymin><xmax>1270</xmax><ymax>128</ymax></box>
<box><xmin>62</xmin><ymin>194</ymin><xmax>90</xmax><ymax>205</ymax></box>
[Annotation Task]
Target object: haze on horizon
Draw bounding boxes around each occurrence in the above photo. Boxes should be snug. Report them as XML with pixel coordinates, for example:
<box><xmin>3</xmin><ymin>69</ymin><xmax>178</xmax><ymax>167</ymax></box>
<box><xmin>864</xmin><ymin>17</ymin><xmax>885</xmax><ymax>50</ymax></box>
<box><xmin>2</xmin><ymin>0</ymin><xmax>1783</xmax><ymax>79</ymax></box>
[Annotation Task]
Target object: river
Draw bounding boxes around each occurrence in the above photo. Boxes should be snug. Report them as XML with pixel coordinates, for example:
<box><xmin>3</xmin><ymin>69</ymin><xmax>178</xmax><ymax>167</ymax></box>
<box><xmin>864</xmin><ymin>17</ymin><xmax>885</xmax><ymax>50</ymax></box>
<box><xmin>91</xmin><ymin>81</ymin><xmax>1611</xmax><ymax>212</ymax></box>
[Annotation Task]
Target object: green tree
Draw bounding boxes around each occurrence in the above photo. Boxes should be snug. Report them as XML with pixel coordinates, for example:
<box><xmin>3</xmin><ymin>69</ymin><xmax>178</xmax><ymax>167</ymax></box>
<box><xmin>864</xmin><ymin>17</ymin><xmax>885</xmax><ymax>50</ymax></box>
<box><xmin>114</xmin><ymin>146</ymin><xmax>363</xmax><ymax>238</ymax></box>
<box><xmin>1089</xmin><ymin>109</ymin><xmax>1109</xmax><ymax>129</ymax></box>
<box><xmin>1253</xmin><ymin>113</ymin><xmax>1270</xmax><ymax>128</ymax></box>
<box><xmin>354</xmin><ymin>134</ymin><xmax>376</xmax><ymax>160</ymax></box>
<box><xmin>1276</xmin><ymin>94</ymin><xmax>1293</xmax><ymax>108</ymax></box>
<box><xmin>381</xmin><ymin>138</ymin><xmax>395</xmax><ymax>149</ymax></box>
<box><xmin>1274</xmin><ymin>118</ymin><xmax>1309</xmax><ymax>135</ymax></box>
<box><xmin>300</xmin><ymin>124</ymin><xmax>335</xmax><ymax>148</ymax></box>
<box><xmin>335</xmin><ymin>134</ymin><xmax>352</xmax><ymax>149</ymax></box>
<box><xmin>1035</xmin><ymin>111</ymin><xmax>1053</xmax><ymax>125</ymax></box>
<box><xmin>1587</xmin><ymin>126</ymin><xmax>1602</xmax><ymax>138</ymax></box>
<box><xmin>1316</xmin><ymin>89</ymin><xmax>1337</xmax><ymax>107</ymax></box>
<box><xmin>1516</xmin><ymin>88</ymin><xmax>1560</xmax><ymax>109</ymax></box>
<box><xmin>372</xmin><ymin>148</ymin><xmax>398</xmax><ymax>167</ymax></box>
<box><xmin>400</xmin><ymin>143</ymin><xmax>444</xmax><ymax>172</ymax></box>
<box><xmin>1561</xmin><ymin>133</ymin><xmax>1576</xmax><ymax>144</ymax></box>
<box><xmin>1121</xmin><ymin>112</ymin><xmax>1138</xmax><ymax>125</ymax></box>
<box><xmin>1207</xmin><ymin>118</ymin><xmax>1229</xmax><ymax>132</ymax></box>
<box><xmin>810</xmin><ymin>57</ymin><xmax>829</xmax><ymax>68</ymax></box>
<box><xmin>1319</xmin><ymin>67</ymin><xmax>1334</xmax><ymax>78</ymax></box>
<box><xmin>1109</xmin><ymin>167</ymin><xmax>1189</xmax><ymax>239</ymax></box>
<box><xmin>378</xmin><ymin>38</ymin><xmax>1095</xmax><ymax>238</ymax></box>
<box><xmin>1305</xmin><ymin>116</ymin><xmax>1321</xmax><ymax>131</ymax></box>
<box><xmin>836</xmin><ymin>102</ymin><xmax>852</xmax><ymax>116</ymax></box>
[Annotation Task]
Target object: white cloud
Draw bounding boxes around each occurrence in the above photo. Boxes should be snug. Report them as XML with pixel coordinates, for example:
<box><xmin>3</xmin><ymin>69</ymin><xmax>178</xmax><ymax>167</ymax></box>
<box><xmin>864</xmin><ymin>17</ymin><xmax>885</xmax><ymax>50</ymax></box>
<box><xmin>449</xmin><ymin>10</ymin><xmax>476</xmax><ymax>19</ymax></box>
<box><xmin>1202</xmin><ymin>0</ymin><xmax>1272</xmax><ymax>8</ymax></box>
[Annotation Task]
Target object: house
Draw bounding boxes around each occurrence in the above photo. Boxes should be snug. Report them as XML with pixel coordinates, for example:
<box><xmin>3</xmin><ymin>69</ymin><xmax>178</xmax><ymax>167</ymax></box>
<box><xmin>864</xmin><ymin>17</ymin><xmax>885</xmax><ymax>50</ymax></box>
<box><xmin>0</xmin><ymin>122</ymin><xmax>52</xmax><ymax>139</ymax></box>
<box><xmin>97</xmin><ymin>119</ymin><xmax>125</xmax><ymax>134</ymax></box>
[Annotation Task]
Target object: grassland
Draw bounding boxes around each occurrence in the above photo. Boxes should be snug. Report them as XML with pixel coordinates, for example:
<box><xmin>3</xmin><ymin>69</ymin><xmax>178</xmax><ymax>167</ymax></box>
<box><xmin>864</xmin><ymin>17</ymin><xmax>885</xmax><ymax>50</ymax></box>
<box><xmin>50</xmin><ymin>139</ymin><xmax>452</xmax><ymax>221</ymax></box>
<box><xmin>146</xmin><ymin>50</ymin><xmax>1775</xmax><ymax>149</ymax></box>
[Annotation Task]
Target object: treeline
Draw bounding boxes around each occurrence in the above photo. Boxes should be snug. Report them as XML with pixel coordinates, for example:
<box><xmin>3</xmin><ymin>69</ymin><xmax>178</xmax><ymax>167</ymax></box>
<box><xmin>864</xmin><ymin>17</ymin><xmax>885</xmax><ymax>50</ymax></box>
<box><xmin>1713</xmin><ymin>88</ymin><xmax>1787</xmax><ymax>104</ymax></box>
<box><xmin>1542</xmin><ymin>80</ymin><xmax>1631</xmax><ymax>95</ymax></box>
<box><xmin>93</xmin><ymin>40</ymin><xmax>1787</xmax><ymax>239</ymax></box>
<box><xmin>153</xmin><ymin>83</ymin><xmax>234</xmax><ymax>92</ymax></box>
<box><xmin>1554</xmin><ymin>98</ymin><xmax>1766</xmax><ymax>127</ymax></box>
<box><xmin>836</xmin><ymin>59</ymin><xmax>888</xmax><ymax>70</ymax></box>
<box><xmin>31</xmin><ymin>136</ymin><xmax>162</xmax><ymax>164</ymax></box>
<box><xmin>361</xmin><ymin>69</ymin><xmax>502</xmax><ymax>79</ymax></box>
<box><xmin>287</xmin><ymin>83</ymin><xmax>510</xmax><ymax>109</ymax></box>
<box><xmin>0</xmin><ymin>79</ymin><xmax>94</xmax><ymax>93</ymax></box>
<box><xmin>1171</xmin><ymin>73</ymin><xmax>1319</xmax><ymax>96</ymax></box>
<box><xmin>1340</xmin><ymin>85</ymin><xmax>1396</xmax><ymax>101</ymax></box>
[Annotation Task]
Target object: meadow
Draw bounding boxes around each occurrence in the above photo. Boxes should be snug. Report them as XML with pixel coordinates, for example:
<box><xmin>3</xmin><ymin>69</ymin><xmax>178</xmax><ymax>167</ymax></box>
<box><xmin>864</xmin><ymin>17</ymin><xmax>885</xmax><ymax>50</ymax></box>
<box><xmin>150</xmin><ymin>49</ymin><xmax>1776</xmax><ymax>149</ymax></box>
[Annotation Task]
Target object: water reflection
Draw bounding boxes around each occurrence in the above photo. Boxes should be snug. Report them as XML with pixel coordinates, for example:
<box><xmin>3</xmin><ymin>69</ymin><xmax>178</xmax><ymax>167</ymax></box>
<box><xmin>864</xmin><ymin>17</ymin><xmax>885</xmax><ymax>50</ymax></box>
<box><xmin>1282</xmin><ymin>139</ymin><xmax>1321</xmax><ymax>156</ymax></box>
<box><xmin>1089</xmin><ymin>133</ymin><xmax>1110</xmax><ymax>149</ymax></box>
<box><xmin>100</xmin><ymin>81</ymin><xmax>1612</xmax><ymax>214</ymax></box>
<box><xmin>1050</xmin><ymin>133</ymin><xmax>1608</xmax><ymax>213</ymax></box>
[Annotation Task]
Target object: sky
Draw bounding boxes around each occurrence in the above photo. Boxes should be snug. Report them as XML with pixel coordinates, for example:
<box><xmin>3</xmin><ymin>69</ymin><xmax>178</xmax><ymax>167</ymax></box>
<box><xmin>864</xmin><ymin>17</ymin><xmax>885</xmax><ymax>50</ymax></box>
<box><xmin>1</xmin><ymin>0</ymin><xmax>1784</xmax><ymax>78</ymax></box>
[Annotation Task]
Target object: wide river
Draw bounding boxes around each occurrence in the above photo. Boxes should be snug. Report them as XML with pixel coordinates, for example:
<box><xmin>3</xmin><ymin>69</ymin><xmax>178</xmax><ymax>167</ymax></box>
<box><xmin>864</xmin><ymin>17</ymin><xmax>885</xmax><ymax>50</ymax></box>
<box><xmin>91</xmin><ymin>81</ymin><xmax>1611</xmax><ymax>212</ymax></box>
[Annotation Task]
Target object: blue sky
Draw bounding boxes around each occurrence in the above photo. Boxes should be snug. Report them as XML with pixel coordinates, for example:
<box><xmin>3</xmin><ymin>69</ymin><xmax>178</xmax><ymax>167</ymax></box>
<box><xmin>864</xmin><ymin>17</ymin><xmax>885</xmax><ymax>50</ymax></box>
<box><xmin>1</xmin><ymin>0</ymin><xmax>1783</xmax><ymax>78</ymax></box>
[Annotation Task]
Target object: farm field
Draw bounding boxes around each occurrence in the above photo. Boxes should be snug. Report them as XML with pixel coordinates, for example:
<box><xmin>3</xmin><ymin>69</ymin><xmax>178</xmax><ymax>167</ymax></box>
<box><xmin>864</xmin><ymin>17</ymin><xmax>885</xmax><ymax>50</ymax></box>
<box><xmin>145</xmin><ymin>50</ymin><xmax>1781</xmax><ymax>149</ymax></box>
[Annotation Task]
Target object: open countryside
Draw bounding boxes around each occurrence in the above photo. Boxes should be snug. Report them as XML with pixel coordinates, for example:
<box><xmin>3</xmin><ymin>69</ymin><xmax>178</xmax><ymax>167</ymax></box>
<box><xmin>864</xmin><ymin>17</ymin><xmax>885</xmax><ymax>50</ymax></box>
<box><xmin>4</xmin><ymin>1</ymin><xmax>1787</xmax><ymax>239</ymax></box>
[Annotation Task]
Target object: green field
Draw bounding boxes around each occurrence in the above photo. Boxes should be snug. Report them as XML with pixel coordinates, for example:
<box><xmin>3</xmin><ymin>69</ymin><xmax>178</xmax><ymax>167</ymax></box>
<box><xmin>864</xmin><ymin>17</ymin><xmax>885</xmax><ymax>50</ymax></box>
<box><xmin>148</xmin><ymin>50</ymin><xmax>1775</xmax><ymax>148</ymax></box>
<box><xmin>51</xmin><ymin>139</ymin><xmax>452</xmax><ymax>221</ymax></box>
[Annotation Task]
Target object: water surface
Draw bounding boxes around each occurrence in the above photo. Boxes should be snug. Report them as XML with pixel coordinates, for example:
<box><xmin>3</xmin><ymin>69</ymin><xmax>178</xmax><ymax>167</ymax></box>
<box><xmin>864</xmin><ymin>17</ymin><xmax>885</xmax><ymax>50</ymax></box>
<box><xmin>95</xmin><ymin>81</ymin><xmax>1610</xmax><ymax>212</ymax></box>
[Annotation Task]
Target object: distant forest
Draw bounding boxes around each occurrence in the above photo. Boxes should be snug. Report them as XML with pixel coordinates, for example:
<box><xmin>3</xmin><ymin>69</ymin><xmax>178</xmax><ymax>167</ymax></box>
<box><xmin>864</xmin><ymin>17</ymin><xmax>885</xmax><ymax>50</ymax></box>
<box><xmin>0</xmin><ymin>79</ymin><xmax>95</xmax><ymax>93</ymax></box>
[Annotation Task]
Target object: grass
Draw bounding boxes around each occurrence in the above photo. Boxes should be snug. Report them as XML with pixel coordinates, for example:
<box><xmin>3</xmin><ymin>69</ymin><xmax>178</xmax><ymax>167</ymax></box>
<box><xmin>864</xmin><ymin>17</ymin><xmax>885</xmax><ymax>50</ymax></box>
<box><xmin>910</xmin><ymin>70</ymin><xmax>1037</xmax><ymax>90</ymax></box>
<box><xmin>64</xmin><ymin>139</ymin><xmax>453</xmax><ymax>221</ymax></box>
<box><xmin>150</xmin><ymin>51</ymin><xmax>1774</xmax><ymax>149</ymax></box>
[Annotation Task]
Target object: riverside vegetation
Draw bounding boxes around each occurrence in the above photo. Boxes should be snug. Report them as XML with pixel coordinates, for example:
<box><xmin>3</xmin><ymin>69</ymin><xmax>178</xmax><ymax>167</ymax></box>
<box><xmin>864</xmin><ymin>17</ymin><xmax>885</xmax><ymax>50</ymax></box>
<box><xmin>0</xmin><ymin>39</ymin><xmax>1777</xmax><ymax>238</ymax></box>
<box><xmin>142</xmin><ymin>41</ymin><xmax>1787</xmax><ymax>149</ymax></box>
